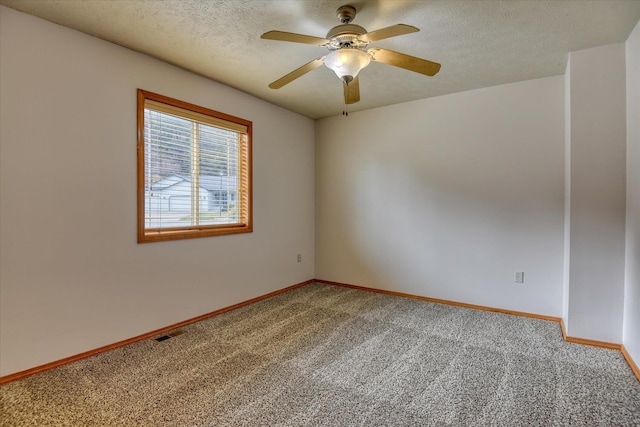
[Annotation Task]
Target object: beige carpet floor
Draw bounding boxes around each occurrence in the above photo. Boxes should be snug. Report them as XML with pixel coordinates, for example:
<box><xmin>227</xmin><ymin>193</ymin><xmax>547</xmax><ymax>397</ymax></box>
<box><xmin>1</xmin><ymin>282</ymin><xmax>639</xmax><ymax>426</ymax></box>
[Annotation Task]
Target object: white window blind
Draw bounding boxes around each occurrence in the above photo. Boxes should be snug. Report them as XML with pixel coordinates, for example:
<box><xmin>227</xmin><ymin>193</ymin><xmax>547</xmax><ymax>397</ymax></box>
<box><xmin>138</xmin><ymin>90</ymin><xmax>252</xmax><ymax>242</ymax></box>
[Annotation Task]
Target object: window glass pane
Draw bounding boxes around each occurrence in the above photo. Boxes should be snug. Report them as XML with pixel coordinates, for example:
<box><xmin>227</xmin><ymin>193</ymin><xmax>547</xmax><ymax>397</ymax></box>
<box><xmin>197</xmin><ymin>124</ymin><xmax>240</xmax><ymax>225</ymax></box>
<box><xmin>144</xmin><ymin>110</ymin><xmax>193</xmax><ymax>229</ymax></box>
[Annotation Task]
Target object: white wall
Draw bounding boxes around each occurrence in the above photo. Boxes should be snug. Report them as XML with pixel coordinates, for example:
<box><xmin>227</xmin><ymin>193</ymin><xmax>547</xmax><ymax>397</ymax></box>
<box><xmin>0</xmin><ymin>6</ymin><xmax>315</xmax><ymax>376</ymax></box>
<box><xmin>316</xmin><ymin>76</ymin><xmax>565</xmax><ymax>316</ymax></box>
<box><xmin>624</xmin><ymin>20</ymin><xmax>640</xmax><ymax>364</ymax></box>
<box><xmin>563</xmin><ymin>63</ymin><xmax>572</xmax><ymax>324</ymax></box>
<box><xmin>564</xmin><ymin>44</ymin><xmax>627</xmax><ymax>343</ymax></box>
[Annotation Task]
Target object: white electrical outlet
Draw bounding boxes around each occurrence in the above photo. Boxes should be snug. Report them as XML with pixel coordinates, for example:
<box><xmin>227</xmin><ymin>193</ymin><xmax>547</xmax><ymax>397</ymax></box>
<box><xmin>515</xmin><ymin>272</ymin><xmax>524</xmax><ymax>283</ymax></box>
<box><xmin>297</xmin><ymin>254</ymin><xmax>302</xmax><ymax>263</ymax></box>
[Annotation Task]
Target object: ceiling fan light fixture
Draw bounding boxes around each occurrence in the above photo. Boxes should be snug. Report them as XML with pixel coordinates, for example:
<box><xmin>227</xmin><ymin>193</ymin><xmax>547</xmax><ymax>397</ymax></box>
<box><xmin>324</xmin><ymin>48</ymin><xmax>371</xmax><ymax>83</ymax></box>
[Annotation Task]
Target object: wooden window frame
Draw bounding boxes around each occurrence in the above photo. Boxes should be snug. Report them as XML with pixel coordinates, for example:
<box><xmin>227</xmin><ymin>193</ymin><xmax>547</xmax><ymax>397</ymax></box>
<box><xmin>137</xmin><ymin>89</ymin><xmax>252</xmax><ymax>243</ymax></box>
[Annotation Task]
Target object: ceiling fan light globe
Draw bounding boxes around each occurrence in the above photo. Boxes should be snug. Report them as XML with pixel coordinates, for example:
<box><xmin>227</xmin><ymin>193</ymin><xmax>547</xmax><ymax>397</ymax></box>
<box><xmin>324</xmin><ymin>48</ymin><xmax>371</xmax><ymax>81</ymax></box>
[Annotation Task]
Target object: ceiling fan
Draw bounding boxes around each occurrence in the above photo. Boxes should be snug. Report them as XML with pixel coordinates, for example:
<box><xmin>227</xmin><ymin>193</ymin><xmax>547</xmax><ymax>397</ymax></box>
<box><xmin>261</xmin><ymin>4</ymin><xmax>441</xmax><ymax>111</ymax></box>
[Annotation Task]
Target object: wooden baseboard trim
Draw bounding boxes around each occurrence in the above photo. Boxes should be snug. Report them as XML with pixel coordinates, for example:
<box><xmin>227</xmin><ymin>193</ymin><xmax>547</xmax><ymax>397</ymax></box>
<box><xmin>0</xmin><ymin>279</ymin><xmax>314</xmax><ymax>385</ymax></box>
<box><xmin>563</xmin><ymin>336</ymin><xmax>622</xmax><ymax>350</ymax></box>
<box><xmin>315</xmin><ymin>279</ymin><xmax>561</xmax><ymax>322</ymax></box>
<box><xmin>621</xmin><ymin>345</ymin><xmax>640</xmax><ymax>382</ymax></box>
<box><xmin>558</xmin><ymin>318</ymin><xmax>622</xmax><ymax>350</ymax></box>
<box><xmin>559</xmin><ymin>318</ymin><xmax>568</xmax><ymax>341</ymax></box>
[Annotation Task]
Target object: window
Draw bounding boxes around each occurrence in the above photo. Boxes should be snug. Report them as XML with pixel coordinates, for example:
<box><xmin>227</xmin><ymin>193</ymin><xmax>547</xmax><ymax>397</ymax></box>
<box><xmin>137</xmin><ymin>89</ymin><xmax>252</xmax><ymax>242</ymax></box>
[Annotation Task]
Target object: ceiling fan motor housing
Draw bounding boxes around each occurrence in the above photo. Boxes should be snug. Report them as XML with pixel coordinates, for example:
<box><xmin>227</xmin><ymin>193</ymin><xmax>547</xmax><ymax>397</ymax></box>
<box><xmin>326</xmin><ymin>24</ymin><xmax>368</xmax><ymax>49</ymax></box>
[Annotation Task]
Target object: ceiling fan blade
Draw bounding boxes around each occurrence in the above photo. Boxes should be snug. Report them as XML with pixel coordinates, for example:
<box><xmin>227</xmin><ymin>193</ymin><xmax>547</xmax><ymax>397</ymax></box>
<box><xmin>368</xmin><ymin>47</ymin><xmax>441</xmax><ymax>76</ymax></box>
<box><xmin>344</xmin><ymin>76</ymin><xmax>360</xmax><ymax>104</ymax></box>
<box><xmin>268</xmin><ymin>57</ymin><xmax>325</xmax><ymax>89</ymax></box>
<box><xmin>261</xmin><ymin>30</ymin><xmax>329</xmax><ymax>46</ymax></box>
<box><xmin>360</xmin><ymin>24</ymin><xmax>419</xmax><ymax>42</ymax></box>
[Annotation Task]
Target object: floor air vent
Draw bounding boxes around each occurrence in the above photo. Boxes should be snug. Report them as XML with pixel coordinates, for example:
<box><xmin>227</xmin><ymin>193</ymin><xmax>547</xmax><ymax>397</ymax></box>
<box><xmin>154</xmin><ymin>330</ymin><xmax>185</xmax><ymax>342</ymax></box>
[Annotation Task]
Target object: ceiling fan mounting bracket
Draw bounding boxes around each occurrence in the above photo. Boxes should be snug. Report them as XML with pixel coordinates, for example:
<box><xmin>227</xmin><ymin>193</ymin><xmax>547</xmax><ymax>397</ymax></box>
<box><xmin>336</xmin><ymin>5</ymin><xmax>357</xmax><ymax>24</ymax></box>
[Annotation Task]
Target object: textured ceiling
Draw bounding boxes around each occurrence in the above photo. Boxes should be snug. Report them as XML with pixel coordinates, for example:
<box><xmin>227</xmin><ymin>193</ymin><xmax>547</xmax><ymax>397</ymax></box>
<box><xmin>2</xmin><ymin>0</ymin><xmax>639</xmax><ymax>119</ymax></box>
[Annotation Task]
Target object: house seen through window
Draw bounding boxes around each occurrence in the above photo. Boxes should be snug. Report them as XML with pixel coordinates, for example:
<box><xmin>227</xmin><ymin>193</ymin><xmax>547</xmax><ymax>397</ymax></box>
<box><xmin>137</xmin><ymin>90</ymin><xmax>252</xmax><ymax>242</ymax></box>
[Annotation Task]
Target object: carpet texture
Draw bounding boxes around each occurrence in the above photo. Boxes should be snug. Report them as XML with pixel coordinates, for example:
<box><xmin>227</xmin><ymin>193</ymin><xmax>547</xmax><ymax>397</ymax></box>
<box><xmin>1</xmin><ymin>283</ymin><xmax>639</xmax><ymax>426</ymax></box>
